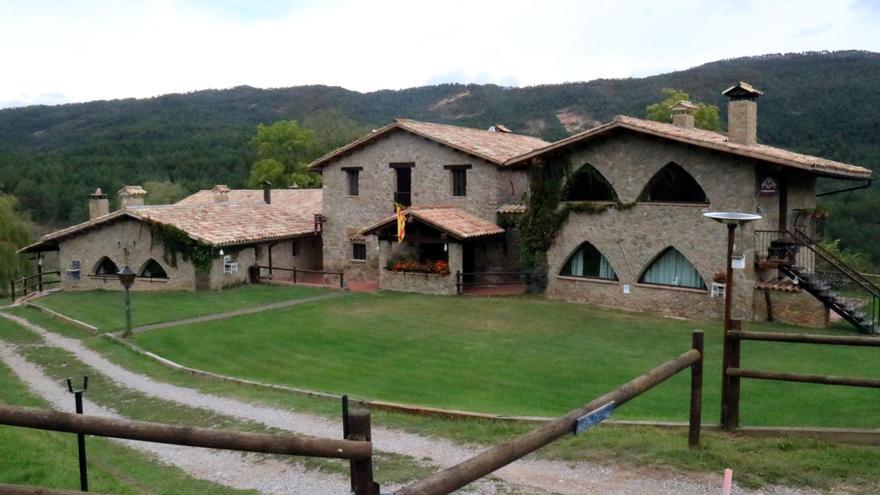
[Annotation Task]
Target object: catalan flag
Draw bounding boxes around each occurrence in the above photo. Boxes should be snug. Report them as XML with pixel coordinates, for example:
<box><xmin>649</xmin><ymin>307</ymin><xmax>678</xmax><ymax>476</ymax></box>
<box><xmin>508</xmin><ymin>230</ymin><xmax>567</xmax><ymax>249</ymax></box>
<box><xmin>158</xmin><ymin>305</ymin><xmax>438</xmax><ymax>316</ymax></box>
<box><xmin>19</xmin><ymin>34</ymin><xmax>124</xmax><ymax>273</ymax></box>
<box><xmin>396</xmin><ymin>203</ymin><xmax>406</xmax><ymax>243</ymax></box>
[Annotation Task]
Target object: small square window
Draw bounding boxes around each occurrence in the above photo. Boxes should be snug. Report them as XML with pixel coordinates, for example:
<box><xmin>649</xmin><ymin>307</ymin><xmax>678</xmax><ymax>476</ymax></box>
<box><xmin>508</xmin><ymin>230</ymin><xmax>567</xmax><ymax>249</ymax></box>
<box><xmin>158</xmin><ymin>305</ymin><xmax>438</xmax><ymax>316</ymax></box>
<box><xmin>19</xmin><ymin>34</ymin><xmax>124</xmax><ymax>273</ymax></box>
<box><xmin>352</xmin><ymin>242</ymin><xmax>367</xmax><ymax>261</ymax></box>
<box><xmin>452</xmin><ymin>168</ymin><xmax>467</xmax><ymax>196</ymax></box>
<box><xmin>346</xmin><ymin>169</ymin><xmax>359</xmax><ymax>196</ymax></box>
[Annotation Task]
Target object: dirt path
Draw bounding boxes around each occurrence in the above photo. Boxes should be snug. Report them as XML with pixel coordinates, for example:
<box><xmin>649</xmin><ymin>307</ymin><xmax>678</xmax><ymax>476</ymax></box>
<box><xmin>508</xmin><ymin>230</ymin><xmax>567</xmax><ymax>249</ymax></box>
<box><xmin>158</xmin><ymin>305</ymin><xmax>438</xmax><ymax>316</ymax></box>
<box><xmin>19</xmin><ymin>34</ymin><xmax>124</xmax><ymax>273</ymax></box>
<box><xmin>1</xmin><ymin>312</ymin><xmax>819</xmax><ymax>495</ymax></box>
<box><xmin>115</xmin><ymin>292</ymin><xmax>346</xmax><ymax>335</ymax></box>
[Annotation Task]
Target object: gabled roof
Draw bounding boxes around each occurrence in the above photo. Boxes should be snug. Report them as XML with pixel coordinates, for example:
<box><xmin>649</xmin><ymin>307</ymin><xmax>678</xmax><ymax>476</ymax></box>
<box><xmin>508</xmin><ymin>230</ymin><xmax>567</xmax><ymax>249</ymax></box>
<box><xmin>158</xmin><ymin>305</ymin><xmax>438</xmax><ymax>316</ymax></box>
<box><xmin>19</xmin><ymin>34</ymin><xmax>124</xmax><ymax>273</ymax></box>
<box><xmin>308</xmin><ymin>119</ymin><xmax>549</xmax><ymax>170</ymax></box>
<box><xmin>21</xmin><ymin>189</ymin><xmax>323</xmax><ymax>253</ymax></box>
<box><xmin>359</xmin><ymin>206</ymin><xmax>504</xmax><ymax>241</ymax></box>
<box><xmin>506</xmin><ymin>115</ymin><xmax>872</xmax><ymax>180</ymax></box>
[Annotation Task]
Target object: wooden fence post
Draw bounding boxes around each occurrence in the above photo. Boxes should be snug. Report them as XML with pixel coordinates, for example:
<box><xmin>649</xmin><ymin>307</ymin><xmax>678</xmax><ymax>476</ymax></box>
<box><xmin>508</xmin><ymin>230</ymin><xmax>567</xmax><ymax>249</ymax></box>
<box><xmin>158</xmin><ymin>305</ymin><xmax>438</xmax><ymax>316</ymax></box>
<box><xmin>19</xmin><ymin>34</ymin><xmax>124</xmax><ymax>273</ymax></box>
<box><xmin>10</xmin><ymin>279</ymin><xmax>15</xmax><ymax>303</ymax></box>
<box><xmin>347</xmin><ymin>406</ymin><xmax>378</xmax><ymax>495</ymax></box>
<box><xmin>725</xmin><ymin>320</ymin><xmax>742</xmax><ymax>431</ymax></box>
<box><xmin>689</xmin><ymin>330</ymin><xmax>703</xmax><ymax>447</ymax></box>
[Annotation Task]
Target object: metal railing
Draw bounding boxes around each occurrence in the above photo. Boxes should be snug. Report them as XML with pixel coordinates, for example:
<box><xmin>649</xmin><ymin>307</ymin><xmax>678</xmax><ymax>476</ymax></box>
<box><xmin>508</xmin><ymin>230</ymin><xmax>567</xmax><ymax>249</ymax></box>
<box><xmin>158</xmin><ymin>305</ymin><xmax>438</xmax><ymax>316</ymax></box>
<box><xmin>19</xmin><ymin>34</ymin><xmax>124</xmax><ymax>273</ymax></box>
<box><xmin>754</xmin><ymin>229</ymin><xmax>879</xmax><ymax>332</ymax></box>
<box><xmin>455</xmin><ymin>271</ymin><xmax>531</xmax><ymax>295</ymax></box>
<box><xmin>257</xmin><ymin>265</ymin><xmax>345</xmax><ymax>289</ymax></box>
<box><xmin>9</xmin><ymin>270</ymin><xmax>61</xmax><ymax>302</ymax></box>
<box><xmin>393</xmin><ymin>191</ymin><xmax>411</xmax><ymax>208</ymax></box>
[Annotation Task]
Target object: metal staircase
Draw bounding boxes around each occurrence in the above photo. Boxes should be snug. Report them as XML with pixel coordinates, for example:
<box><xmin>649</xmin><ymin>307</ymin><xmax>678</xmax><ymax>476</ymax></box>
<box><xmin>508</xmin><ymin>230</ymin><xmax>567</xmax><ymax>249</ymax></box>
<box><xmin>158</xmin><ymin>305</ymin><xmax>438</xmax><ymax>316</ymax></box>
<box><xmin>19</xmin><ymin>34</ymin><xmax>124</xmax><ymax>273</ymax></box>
<box><xmin>755</xmin><ymin>228</ymin><xmax>879</xmax><ymax>334</ymax></box>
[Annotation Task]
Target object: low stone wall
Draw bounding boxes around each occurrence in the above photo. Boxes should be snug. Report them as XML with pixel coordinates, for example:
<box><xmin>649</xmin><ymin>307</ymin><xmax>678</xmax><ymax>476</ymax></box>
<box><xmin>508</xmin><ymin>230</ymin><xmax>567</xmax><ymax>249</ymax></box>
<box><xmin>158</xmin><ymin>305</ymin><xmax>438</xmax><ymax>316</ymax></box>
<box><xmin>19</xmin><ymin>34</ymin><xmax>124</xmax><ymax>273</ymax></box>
<box><xmin>753</xmin><ymin>288</ymin><xmax>829</xmax><ymax>328</ymax></box>
<box><xmin>547</xmin><ymin>276</ymin><xmax>725</xmax><ymax>320</ymax></box>
<box><xmin>379</xmin><ymin>269</ymin><xmax>456</xmax><ymax>295</ymax></box>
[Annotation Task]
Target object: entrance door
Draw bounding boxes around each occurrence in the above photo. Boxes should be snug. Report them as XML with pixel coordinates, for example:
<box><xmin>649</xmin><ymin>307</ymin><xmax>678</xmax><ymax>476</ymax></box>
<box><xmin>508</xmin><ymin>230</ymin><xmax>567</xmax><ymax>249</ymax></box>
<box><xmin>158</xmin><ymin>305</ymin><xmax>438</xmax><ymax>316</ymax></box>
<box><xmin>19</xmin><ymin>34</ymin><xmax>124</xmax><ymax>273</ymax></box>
<box><xmin>463</xmin><ymin>243</ymin><xmax>475</xmax><ymax>283</ymax></box>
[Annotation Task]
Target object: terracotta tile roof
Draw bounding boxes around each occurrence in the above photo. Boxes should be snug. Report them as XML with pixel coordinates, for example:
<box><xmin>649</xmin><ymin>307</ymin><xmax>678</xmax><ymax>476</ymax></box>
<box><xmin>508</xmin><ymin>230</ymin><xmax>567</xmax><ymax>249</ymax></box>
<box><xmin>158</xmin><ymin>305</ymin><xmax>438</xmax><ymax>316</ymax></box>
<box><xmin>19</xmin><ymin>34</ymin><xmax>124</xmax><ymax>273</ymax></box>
<box><xmin>308</xmin><ymin>119</ymin><xmax>549</xmax><ymax>169</ymax></box>
<box><xmin>756</xmin><ymin>280</ymin><xmax>801</xmax><ymax>292</ymax></box>
<box><xmin>176</xmin><ymin>188</ymin><xmax>322</xmax><ymax>208</ymax></box>
<box><xmin>21</xmin><ymin>189</ymin><xmax>322</xmax><ymax>252</ymax></box>
<box><xmin>507</xmin><ymin>115</ymin><xmax>872</xmax><ymax>180</ymax></box>
<box><xmin>497</xmin><ymin>204</ymin><xmax>527</xmax><ymax>214</ymax></box>
<box><xmin>360</xmin><ymin>206</ymin><xmax>505</xmax><ymax>240</ymax></box>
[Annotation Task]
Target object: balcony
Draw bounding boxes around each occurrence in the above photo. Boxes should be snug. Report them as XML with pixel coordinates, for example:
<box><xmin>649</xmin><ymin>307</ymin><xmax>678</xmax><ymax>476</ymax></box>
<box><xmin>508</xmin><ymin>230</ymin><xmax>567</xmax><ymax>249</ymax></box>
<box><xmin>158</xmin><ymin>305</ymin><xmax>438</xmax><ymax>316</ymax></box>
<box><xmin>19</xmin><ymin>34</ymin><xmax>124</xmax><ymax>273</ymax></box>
<box><xmin>394</xmin><ymin>191</ymin><xmax>411</xmax><ymax>208</ymax></box>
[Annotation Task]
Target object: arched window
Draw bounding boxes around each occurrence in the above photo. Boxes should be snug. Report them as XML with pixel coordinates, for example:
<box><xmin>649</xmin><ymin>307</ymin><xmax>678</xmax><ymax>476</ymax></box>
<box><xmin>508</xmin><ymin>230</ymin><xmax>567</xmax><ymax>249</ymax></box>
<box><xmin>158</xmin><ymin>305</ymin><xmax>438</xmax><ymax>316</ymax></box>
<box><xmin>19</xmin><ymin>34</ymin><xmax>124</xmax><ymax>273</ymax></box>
<box><xmin>560</xmin><ymin>242</ymin><xmax>618</xmax><ymax>280</ymax></box>
<box><xmin>638</xmin><ymin>162</ymin><xmax>708</xmax><ymax>203</ymax></box>
<box><xmin>562</xmin><ymin>163</ymin><xmax>617</xmax><ymax>201</ymax></box>
<box><xmin>139</xmin><ymin>259</ymin><xmax>168</xmax><ymax>279</ymax></box>
<box><xmin>639</xmin><ymin>247</ymin><xmax>706</xmax><ymax>289</ymax></box>
<box><xmin>93</xmin><ymin>256</ymin><xmax>119</xmax><ymax>276</ymax></box>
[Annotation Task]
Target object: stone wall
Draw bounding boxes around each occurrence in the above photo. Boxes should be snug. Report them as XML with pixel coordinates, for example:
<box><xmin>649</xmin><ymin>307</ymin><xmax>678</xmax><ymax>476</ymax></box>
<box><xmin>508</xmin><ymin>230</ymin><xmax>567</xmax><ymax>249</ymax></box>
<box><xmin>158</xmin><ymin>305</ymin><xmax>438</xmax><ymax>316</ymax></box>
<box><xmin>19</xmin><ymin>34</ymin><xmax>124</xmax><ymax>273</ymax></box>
<box><xmin>753</xmin><ymin>288</ymin><xmax>829</xmax><ymax>328</ymax></box>
<box><xmin>378</xmin><ymin>240</ymin><xmax>461</xmax><ymax>295</ymax></box>
<box><xmin>320</xmin><ymin>130</ymin><xmax>526</xmax><ymax>281</ymax></box>
<box><xmin>544</xmin><ymin>132</ymin><xmax>760</xmax><ymax>321</ymax></box>
<box><xmin>58</xmin><ymin>217</ymin><xmax>196</xmax><ymax>291</ymax></box>
<box><xmin>208</xmin><ymin>245</ymin><xmax>253</xmax><ymax>290</ymax></box>
<box><xmin>253</xmin><ymin>235</ymin><xmax>323</xmax><ymax>282</ymax></box>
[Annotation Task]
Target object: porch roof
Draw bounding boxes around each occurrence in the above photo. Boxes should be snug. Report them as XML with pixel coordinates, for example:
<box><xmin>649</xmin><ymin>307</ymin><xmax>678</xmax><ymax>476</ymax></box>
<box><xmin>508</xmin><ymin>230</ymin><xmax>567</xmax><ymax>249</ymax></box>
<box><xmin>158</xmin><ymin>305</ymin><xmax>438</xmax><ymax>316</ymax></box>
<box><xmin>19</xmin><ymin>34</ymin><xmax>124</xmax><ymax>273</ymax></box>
<box><xmin>359</xmin><ymin>206</ymin><xmax>505</xmax><ymax>241</ymax></box>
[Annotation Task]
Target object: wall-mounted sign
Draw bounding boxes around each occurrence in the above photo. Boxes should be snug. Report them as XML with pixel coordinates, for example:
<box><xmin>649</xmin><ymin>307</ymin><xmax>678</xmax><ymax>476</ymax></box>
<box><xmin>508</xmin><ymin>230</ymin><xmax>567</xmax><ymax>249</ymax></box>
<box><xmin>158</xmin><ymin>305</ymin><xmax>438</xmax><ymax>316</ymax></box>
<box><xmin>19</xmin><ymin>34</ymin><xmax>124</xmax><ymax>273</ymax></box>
<box><xmin>757</xmin><ymin>174</ymin><xmax>779</xmax><ymax>196</ymax></box>
<box><xmin>731</xmin><ymin>253</ymin><xmax>746</xmax><ymax>269</ymax></box>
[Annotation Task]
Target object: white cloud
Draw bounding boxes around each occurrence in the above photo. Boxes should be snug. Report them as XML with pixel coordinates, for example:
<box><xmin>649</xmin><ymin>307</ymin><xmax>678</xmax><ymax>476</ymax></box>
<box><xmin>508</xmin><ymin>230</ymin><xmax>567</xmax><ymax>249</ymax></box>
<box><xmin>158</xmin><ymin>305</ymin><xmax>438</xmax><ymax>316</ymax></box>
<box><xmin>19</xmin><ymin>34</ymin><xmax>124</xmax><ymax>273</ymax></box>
<box><xmin>0</xmin><ymin>0</ymin><xmax>877</xmax><ymax>108</ymax></box>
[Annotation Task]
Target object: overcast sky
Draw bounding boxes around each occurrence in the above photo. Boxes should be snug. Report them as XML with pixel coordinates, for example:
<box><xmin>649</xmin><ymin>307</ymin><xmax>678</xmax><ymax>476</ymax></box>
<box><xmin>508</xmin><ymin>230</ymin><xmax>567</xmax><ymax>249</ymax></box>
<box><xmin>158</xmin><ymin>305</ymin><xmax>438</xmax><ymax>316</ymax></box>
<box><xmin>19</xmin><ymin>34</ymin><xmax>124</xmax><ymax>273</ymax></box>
<box><xmin>1</xmin><ymin>0</ymin><xmax>878</xmax><ymax>109</ymax></box>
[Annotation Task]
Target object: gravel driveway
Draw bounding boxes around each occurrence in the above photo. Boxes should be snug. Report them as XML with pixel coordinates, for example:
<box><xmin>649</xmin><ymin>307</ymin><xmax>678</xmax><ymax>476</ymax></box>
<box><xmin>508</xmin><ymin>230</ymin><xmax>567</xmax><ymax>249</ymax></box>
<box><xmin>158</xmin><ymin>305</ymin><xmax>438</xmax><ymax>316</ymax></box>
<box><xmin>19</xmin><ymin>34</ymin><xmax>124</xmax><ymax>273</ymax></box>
<box><xmin>1</xmin><ymin>312</ymin><xmax>822</xmax><ymax>495</ymax></box>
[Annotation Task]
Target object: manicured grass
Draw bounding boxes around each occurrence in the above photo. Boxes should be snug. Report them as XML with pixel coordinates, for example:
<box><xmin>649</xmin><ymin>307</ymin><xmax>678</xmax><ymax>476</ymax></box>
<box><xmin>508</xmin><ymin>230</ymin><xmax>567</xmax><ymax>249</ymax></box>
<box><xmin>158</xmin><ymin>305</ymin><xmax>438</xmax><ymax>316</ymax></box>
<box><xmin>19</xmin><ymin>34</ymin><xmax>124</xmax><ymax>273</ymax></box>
<box><xmin>5</xmin><ymin>308</ymin><xmax>879</xmax><ymax>492</ymax></box>
<box><xmin>132</xmin><ymin>291</ymin><xmax>880</xmax><ymax>428</ymax></box>
<box><xmin>36</xmin><ymin>284</ymin><xmax>332</xmax><ymax>330</ymax></box>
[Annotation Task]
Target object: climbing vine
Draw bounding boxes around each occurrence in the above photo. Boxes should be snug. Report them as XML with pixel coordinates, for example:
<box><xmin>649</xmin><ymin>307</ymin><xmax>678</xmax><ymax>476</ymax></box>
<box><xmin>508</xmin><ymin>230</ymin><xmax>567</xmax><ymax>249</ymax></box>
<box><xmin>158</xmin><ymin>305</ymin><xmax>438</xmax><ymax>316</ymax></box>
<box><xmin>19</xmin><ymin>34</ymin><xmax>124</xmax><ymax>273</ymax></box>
<box><xmin>149</xmin><ymin>224</ymin><xmax>215</xmax><ymax>277</ymax></box>
<box><xmin>517</xmin><ymin>158</ymin><xmax>635</xmax><ymax>292</ymax></box>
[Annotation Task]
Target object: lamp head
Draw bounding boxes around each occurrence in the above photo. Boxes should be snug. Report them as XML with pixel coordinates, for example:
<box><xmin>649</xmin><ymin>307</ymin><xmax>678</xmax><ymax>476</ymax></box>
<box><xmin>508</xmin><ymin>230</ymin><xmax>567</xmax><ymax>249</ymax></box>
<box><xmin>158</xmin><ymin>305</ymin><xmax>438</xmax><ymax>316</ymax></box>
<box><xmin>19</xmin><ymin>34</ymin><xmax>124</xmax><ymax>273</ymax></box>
<box><xmin>117</xmin><ymin>265</ymin><xmax>136</xmax><ymax>289</ymax></box>
<box><xmin>703</xmin><ymin>211</ymin><xmax>762</xmax><ymax>226</ymax></box>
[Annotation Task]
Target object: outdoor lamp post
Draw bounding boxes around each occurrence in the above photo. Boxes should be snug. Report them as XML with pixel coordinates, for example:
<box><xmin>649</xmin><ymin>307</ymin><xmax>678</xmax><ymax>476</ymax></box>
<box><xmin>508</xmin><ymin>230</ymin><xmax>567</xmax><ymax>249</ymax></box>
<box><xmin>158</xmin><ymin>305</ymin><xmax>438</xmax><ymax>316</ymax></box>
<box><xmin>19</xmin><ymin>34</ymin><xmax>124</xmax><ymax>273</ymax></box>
<box><xmin>117</xmin><ymin>266</ymin><xmax>136</xmax><ymax>337</ymax></box>
<box><xmin>703</xmin><ymin>211</ymin><xmax>761</xmax><ymax>430</ymax></box>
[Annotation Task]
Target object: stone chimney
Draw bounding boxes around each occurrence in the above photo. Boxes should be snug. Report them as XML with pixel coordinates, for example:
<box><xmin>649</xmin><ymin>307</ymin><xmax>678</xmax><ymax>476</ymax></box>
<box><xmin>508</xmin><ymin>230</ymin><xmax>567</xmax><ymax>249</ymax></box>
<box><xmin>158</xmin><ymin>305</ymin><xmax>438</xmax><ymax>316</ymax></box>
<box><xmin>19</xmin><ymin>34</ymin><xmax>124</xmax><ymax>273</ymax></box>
<box><xmin>118</xmin><ymin>185</ymin><xmax>147</xmax><ymax>209</ymax></box>
<box><xmin>263</xmin><ymin>181</ymin><xmax>272</xmax><ymax>205</ymax></box>
<box><xmin>670</xmin><ymin>100</ymin><xmax>697</xmax><ymax>129</ymax></box>
<box><xmin>212</xmin><ymin>184</ymin><xmax>230</xmax><ymax>203</ymax></box>
<box><xmin>722</xmin><ymin>81</ymin><xmax>763</xmax><ymax>146</ymax></box>
<box><xmin>88</xmin><ymin>188</ymin><xmax>110</xmax><ymax>220</ymax></box>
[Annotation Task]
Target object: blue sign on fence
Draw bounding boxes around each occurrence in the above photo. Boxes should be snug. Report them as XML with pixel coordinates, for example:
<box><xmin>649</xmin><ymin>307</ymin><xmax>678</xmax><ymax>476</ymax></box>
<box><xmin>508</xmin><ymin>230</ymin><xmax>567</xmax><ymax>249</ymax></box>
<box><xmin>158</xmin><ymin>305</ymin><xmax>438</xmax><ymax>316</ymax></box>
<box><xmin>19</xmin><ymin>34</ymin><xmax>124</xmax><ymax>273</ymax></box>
<box><xmin>574</xmin><ymin>401</ymin><xmax>615</xmax><ymax>435</ymax></box>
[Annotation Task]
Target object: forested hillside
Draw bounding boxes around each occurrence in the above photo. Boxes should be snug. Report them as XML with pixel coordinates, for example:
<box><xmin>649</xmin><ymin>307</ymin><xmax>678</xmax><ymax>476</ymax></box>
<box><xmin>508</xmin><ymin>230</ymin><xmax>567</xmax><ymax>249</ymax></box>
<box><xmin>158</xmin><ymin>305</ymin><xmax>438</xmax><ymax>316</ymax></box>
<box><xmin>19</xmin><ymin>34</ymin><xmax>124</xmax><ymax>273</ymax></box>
<box><xmin>0</xmin><ymin>50</ymin><xmax>877</xmax><ymax>262</ymax></box>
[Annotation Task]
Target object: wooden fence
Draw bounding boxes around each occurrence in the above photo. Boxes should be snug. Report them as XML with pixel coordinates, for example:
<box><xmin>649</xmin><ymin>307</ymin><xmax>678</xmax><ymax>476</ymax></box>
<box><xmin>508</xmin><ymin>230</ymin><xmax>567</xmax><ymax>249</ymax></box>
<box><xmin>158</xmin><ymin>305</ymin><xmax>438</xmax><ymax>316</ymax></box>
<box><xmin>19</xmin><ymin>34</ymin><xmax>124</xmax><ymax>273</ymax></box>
<box><xmin>256</xmin><ymin>265</ymin><xmax>345</xmax><ymax>289</ymax></box>
<box><xmin>721</xmin><ymin>325</ymin><xmax>880</xmax><ymax>431</ymax></box>
<box><xmin>454</xmin><ymin>271</ymin><xmax>531</xmax><ymax>295</ymax></box>
<box><xmin>2</xmin><ymin>332</ymin><xmax>703</xmax><ymax>495</ymax></box>
<box><xmin>9</xmin><ymin>270</ymin><xmax>61</xmax><ymax>302</ymax></box>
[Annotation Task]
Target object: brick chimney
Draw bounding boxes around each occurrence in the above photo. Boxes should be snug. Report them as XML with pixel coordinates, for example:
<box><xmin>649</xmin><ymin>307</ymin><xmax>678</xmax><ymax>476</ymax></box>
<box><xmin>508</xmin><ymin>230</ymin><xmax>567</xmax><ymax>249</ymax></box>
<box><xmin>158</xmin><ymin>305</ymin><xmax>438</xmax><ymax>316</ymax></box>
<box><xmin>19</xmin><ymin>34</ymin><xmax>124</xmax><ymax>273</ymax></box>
<box><xmin>118</xmin><ymin>185</ymin><xmax>147</xmax><ymax>209</ymax></box>
<box><xmin>88</xmin><ymin>188</ymin><xmax>109</xmax><ymax>219</ymax></box>
<box><xmin>263</xmin><ymin>181</ymin><xmax>272</xmax><ymax>204</ymax></box>
<box><xmin>212</xmin><ymin>184</ymin><xmax>230</xmax><ymax>203</ymax></box>
<box><xmin>670</xmin><ymin>100</ymin><xmax>697</xmax><ymax>129</ymax></box>
<box><xmin>722</xmin><ymin>81</ymin><xmax>763</xmax><ymax>146</ymax></box>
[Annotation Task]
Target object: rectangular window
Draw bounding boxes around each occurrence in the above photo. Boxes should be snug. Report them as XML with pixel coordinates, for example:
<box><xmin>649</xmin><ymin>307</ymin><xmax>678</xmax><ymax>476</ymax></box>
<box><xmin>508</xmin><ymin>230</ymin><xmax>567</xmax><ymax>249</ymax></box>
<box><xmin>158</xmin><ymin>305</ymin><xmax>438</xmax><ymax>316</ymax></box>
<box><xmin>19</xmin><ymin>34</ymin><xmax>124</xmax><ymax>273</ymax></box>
<box><xmin>352</xmin><ymin>242</ymin><xmax>367</xmax><ymax>261</ymax></box>
<box><xmin>291</xmin><ymin>240</ymin><xmax>299</xmax><ymax>256</ymax></box>
<box><xmin>345</xmin><ymin>169</ymin><xmax>360</xmax><ymax>196</ymax></box>
<box><xmin>445</xmin><ymin>164</ymin><xmax>470</xmax><ymax>197</ymax></box>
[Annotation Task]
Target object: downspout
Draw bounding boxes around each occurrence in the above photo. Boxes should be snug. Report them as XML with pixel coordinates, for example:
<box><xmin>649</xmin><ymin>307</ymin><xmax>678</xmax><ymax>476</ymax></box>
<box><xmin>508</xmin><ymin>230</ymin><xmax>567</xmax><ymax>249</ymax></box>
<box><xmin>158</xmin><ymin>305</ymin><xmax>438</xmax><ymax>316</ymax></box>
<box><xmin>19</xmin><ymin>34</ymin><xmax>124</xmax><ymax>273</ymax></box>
<box><xmin>816</xmin><ymin>179</ymin><xmax>872</xmax><ymax>197</ymax></box>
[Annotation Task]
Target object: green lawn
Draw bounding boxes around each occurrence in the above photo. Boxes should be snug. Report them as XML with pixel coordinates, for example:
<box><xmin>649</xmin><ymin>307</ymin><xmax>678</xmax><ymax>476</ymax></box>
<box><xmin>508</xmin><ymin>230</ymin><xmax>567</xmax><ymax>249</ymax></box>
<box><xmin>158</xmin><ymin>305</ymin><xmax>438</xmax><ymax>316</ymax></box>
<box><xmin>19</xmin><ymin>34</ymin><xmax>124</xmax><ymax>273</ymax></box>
<box><xmin>129</xmin><ymin>291</ymin><xmax>880</xmax><ymax>428</ymax></box>
<box><xmin>5</xmin><ymin>308</ymin><xmax>879</xmax><ymax>492</ymax></box>
<box><xmin>36</xmin><ymin>284</ymin><xmax>332</xmax><ymax>330</ymax></box>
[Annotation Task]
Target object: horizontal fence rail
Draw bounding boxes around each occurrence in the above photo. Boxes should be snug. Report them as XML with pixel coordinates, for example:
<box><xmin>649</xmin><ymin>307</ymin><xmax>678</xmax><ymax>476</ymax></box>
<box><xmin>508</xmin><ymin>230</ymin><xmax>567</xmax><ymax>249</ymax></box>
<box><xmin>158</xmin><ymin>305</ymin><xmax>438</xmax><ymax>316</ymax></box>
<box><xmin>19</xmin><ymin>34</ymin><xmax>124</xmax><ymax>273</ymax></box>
<box><xmin>9</xmin><ymin>270</ymin><xmax>61</xmax><ymax>302</ymax></box>
<box><xmin>256</xmin><ymin>265</ymin><xmax>345</xmax><ymax>289</ymax></box>
<box><xmin>0</xmin><ymin>404</ymin><xmax>371</xmax><ymax>460</ymax></box>
<box><xmin>395</xmin><ymin>333</ymin><xmax>703</xmax><ymax>495</ymax></box>
<box><xmin>0</xmin><ymin>483</ymin><xmax>111</xmax><ymax>495</ymax></box>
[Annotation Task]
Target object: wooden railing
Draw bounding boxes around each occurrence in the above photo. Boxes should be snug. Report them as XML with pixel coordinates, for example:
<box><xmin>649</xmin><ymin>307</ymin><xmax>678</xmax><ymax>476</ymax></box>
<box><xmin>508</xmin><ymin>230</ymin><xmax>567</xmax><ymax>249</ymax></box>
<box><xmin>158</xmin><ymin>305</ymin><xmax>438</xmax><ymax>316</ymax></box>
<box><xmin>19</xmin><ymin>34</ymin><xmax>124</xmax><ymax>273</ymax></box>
<box><xmin>455</xmin><ymin>271</ymin><xmax>531</xmax><ymax>295</ymax></box>
<box><xmin>721</xmin><ymin>325</ymin><xmax>880</xmax><ymax>431</ymax></box>
<box><xmin>9</xmin><ymin>270</ymin><xmax>61</xmax><ymax>303</ymax></box>
<box><xmin>256</xmin><ymin>265</ymin><xmax>345</xmax><ymax>289</ymax></box>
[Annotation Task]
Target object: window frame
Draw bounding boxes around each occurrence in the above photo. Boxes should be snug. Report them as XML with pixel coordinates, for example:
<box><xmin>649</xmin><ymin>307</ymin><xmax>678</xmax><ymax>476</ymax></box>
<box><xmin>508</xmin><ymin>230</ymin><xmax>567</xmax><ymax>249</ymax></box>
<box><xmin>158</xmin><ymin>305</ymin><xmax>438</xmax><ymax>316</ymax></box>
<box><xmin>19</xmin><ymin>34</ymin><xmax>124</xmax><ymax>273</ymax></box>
<box><xmin>352</xmin><ymin>242</ymin><xmax>367</xmax><ymax>261</ymax></box>
<box><xmin>638</xmin><ymin>247</ymin><xmax>707</xmax><ymax>290</ymax></box>
<box><xmin>559</xmin><ymin>242</ymin><xmax>618</xmax><ymax>281</ymax></box>
<box><xmin>445</xmin><ymin>164</ymin><xmax>471</xmax><ymax>197</ymax></box>
<box><xmin>343</xmin><ymin>167</ymin><xmax>362</xmax><ymax>196</ymax></box>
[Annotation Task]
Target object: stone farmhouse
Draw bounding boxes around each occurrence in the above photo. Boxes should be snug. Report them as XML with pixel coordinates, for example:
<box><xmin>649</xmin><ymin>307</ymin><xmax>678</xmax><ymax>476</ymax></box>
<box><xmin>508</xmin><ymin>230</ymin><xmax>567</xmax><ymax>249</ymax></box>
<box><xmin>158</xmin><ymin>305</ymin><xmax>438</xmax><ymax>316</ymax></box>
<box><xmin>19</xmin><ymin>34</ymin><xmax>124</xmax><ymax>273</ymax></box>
<box><xmin>23</xmin><ymin>82</ymin><xmax>874</xmax><ymax>328</ymax></box>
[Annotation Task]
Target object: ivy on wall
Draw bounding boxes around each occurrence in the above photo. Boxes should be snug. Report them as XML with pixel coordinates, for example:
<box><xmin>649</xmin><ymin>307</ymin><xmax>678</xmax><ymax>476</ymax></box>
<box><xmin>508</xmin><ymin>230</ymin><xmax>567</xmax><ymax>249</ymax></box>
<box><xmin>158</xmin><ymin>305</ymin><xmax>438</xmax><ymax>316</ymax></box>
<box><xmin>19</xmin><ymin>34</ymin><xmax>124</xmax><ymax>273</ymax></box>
<box><xmin>149</xmin><ymin>224</ymin><xmax>215</xmax><ymax>278</ymax></box>
<box><xmin>517</xmin><ymin>158</ymin><xmax>635</xmax><ymax>292</ymax></box>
